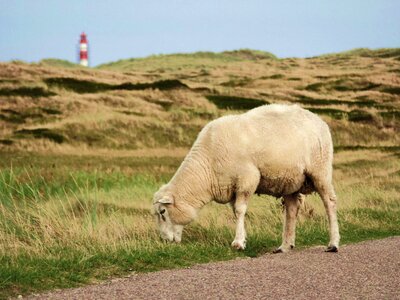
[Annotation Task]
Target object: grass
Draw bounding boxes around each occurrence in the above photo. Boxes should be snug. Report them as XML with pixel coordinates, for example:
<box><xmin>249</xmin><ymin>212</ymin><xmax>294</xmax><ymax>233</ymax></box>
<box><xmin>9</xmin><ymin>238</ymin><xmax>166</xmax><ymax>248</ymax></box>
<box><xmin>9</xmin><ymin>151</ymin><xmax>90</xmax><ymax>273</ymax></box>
<box><xmin>295</xmin><ymin>95</ymin><xmax>377</xmax><ymax>108</ymax></box>
<box><xmin>0</xmin><ymin>149</ymin><xmax>399</xmax><ymax>299</ymax></box>
<box><xmin>319</xmin><ymin>48</ymin><xmax>400</xmax><ymax>59</ymax></box>
<box><xmin>0</xmin><ymin>107</ymin><xmax>61</xmax><ymax>124</ymax></box>
<box><xmin>0</xmin><ymin>86</ymin><xmax>56</xmax><ymax>98</ymax></box>
<box><xmin>307</xmin><ymin>107</ymin><xmax>347</xmax><ymax>120</ymax></box>
<box><xmin>206</xmin><ymin>95</ymin><xmax>268</xmax><ymax>110</ymax></box>
<box><xmin>44</xmin><ymin>77</ymin><xmax>112</xmax><ymax>94</ymax></box>
<box><xmin>44</xmin><ymin>77</ymin><xmax>189</xmax><ymax>94</ymax></box>
<box><xmin>14</xmin><ymin>128</ymin><xmax>65</xmax><ymax>144</ymax></box>
<box><xmin>97</xmin><ymin>49</ymin><xmax>277</xmax><ymax>71</ymax></box>
<box><xmin>304</xmin><ymin>79</ymin><xmax>381</xmax><ymax>92</ymax></box>
<box><xmin>39</xmin><ymin>59</ymin><xmax>79</xmax><ymax>68</ymax></box>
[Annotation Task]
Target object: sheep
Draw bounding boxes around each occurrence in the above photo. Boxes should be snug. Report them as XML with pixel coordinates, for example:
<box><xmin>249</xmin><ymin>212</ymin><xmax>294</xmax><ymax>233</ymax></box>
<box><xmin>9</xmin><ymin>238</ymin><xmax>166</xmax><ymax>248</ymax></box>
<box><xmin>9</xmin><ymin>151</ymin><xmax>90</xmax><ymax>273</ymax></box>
<box><xmin>153</xmin><ymin>104</ymin><xmax>340</xmax><ymax>253</ymax></box>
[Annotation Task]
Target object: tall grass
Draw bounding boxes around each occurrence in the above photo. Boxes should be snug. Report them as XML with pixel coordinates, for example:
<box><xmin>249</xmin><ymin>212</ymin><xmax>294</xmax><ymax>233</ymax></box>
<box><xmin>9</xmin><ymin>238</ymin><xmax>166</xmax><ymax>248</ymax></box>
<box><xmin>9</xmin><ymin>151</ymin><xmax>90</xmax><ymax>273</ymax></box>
<box><xmin>0</xmin><ymin>149</ymin><xmax>399</xmax><ymax>298</ymax></box>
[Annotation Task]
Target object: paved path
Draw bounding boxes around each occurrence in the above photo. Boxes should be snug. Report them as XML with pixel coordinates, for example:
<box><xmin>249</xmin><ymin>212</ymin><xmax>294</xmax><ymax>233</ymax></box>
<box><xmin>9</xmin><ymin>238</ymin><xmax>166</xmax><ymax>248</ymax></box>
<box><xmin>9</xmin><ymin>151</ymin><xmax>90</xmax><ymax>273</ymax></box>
<box><xmin>30</xmin><ymin>237</ymin><xmax>400</xmax><ymax>299</ymax></box>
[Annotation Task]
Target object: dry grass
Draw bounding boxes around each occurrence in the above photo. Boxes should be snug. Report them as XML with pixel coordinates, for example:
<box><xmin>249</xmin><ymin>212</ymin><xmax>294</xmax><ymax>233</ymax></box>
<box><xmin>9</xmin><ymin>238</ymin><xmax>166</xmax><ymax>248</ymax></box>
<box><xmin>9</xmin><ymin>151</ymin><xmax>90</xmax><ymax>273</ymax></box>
<box><xmin>1</xmin><ymin>48</ymin><xmax>399</xmax><ymax>153</ymax></box>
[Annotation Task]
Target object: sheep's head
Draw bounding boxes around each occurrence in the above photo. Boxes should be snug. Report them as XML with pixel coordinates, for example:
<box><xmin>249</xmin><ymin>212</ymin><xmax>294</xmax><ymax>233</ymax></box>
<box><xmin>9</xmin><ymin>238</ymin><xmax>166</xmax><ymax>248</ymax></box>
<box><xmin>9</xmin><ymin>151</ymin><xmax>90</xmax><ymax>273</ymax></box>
<box><xmin>153</xmin><ymin>188</ymin><xmax>183</xmax><ymax>243</ymax></box>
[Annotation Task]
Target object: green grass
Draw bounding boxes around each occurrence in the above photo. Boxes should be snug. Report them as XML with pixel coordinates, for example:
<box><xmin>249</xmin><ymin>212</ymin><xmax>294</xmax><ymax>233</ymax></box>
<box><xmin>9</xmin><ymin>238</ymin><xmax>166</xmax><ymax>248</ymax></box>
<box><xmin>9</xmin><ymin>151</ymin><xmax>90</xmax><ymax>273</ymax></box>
<box><xmin>0</xmin><ymin>149</ymin><xmax>399</xmax><ymax>299</ymax></box>
<box><xmin>295</xmin><ymin>95</ymin><xmax>377</xmax><ymax>108</ymax></box>
<box><xmin>307</xmin><ymin>107</ymin><xmax>347</xmax><ymax>119</ymax></box>
<box><xmin>14</xmin><ymin>128</ymin><xmax>65</xmax><ymax>144</ymax></box>
<box><xmin>381</xmin><ymin>86</ymin><xmax>400</xmax><ymax>95</ymax></box>
<box><xmin>260</xmin><ymin>74</ymin><xmax>285</xmax><ymax>80</ymax></box>
<box><xmin>221</xmin><ymin>77</ymin><xmax>253</xmax><ymax>87</ymax></box>
<box><xmin>304</xmin><ymin>79</ymin><xmax>381</xmax><ymax>92</ymax></box>
<box><xmin>0</xmin><ymin>107</ymin><xmax>62</xmax><ymax>124</ymax></box>
<box><xmin>44</xmin><ymin>77</ymin><xmax>189</xmax><ymax>94</ymax></box>
<box><xmin>39</xmin><ymin>59</ymin><xmax>79</xmax><ymax>68</ymax></box>
<box><xmin>97</xmin><ymin>49</ymin><xmax>277</xmax><ymax>71</ymax></box>
<box><xmin>317</xmin><ymin>47</ymin><xmax>400</xmax><ymax>59</ymax></box>
<box><xmin>0</xmin><ymin>86</ymin><xmax>56</xmax><ymax>98</ymax></box>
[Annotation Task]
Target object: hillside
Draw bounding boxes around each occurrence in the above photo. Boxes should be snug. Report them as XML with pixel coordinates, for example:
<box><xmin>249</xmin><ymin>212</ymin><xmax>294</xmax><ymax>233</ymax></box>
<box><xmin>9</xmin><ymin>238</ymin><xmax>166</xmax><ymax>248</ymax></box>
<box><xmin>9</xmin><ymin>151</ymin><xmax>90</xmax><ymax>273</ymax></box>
<box><xmin>0</xmin><ymin>48</ymin><xmax>399</xmax><ymax>153</ymax></box>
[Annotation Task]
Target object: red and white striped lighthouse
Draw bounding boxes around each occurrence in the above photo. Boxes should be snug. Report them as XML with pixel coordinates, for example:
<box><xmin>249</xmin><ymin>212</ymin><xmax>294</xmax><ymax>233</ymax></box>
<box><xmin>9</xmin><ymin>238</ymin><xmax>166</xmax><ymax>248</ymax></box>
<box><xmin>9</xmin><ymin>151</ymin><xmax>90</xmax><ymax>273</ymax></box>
<box><xmin>79</xmin><ymin>32</ymin><xmax>88</xmax><ymax>67</ymax></box>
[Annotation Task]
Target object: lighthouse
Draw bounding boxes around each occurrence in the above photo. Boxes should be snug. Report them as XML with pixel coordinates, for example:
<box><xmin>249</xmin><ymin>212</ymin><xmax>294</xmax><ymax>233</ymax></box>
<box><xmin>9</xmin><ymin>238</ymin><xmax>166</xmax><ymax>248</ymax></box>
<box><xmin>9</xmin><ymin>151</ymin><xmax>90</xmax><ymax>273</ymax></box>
<box><xmin>79</xmin><ymin>32</ymin><xmax>88</xmax><ymax>67</ymax></box>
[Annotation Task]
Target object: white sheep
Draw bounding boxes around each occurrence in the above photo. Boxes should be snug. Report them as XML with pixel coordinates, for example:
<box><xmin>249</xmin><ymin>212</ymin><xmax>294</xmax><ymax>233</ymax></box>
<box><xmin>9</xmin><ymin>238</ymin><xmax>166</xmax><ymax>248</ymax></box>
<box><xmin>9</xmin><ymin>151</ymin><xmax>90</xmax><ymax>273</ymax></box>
<box><xmin>153</xmin><ymin>104</ymin><xmax>340</xmax><ymax>252</ymax></box>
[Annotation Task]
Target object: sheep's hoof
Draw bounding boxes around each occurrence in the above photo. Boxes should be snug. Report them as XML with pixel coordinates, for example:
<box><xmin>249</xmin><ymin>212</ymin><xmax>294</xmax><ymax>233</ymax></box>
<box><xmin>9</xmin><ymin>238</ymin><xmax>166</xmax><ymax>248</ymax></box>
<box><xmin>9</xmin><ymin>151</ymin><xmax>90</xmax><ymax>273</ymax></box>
<box><xmin>231</xmin><ymin>240</ymin><xmax>246</xmax><ymax>250</ymax></box>
<box><xmin>325</xmin><ymin>246</ymin><xmax>338</xmax><ymax>253</ymax></box>
<box><xmin>273</xmin><ymin>245</ymin><xmax>293</xmax><ymax>253</ymax></box>
<box><xmin>273</xmin><ymin>248</ymin><xmax>283</xmax><ymax>254</ymax></box>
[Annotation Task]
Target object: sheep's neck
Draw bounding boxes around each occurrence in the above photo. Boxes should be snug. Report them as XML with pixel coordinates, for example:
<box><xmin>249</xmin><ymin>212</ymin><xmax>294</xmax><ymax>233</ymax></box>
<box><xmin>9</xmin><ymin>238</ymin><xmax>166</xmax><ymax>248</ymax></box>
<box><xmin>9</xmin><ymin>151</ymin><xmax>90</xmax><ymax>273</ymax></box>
<box><xmin>169</xmin><ymin>148</ymin><xmax>213</xmax><ymax>210</ymax></box>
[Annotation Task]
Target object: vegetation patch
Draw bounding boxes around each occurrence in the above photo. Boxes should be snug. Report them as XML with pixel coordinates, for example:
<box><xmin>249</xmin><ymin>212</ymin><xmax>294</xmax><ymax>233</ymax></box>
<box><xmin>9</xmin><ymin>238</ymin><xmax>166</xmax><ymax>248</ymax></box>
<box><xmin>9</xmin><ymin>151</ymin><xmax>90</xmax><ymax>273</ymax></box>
<box><xmin>380</xmin><ymin>86</ymin><xmax>400</xmax><ymax>95</ymax></box>
<box><xmin>348</xmin><ymin>109</ymin><xmax>375</xmax><ymax>123</ymax></box>
<box><xmin>40</xmin><ymin>107</ymin><xmax>62</xmax><ymax>115</ymax></box>
<box><xmin>206</xmin><ymin>95</ymin><xmax>267</xmax><ymax>110</ymax></box>
<box><xmin>334</xmin><ymin>145</ymin><xmax>400</xmax><ymax>152</ymax></box>
<box><xmin>14</xmin><ymin>128</ymin><xmax>65</xmax><ymax>144</ymax></box>
<box><xmin>44</xmin><ymin>77</ymin><xmax>112</xmax><ymax>93</ymax></box>
<box><xmin>307</xmin><ymin>107</ymin><xmax>347</xmax><ymax>119</ymax></box>
<box><xmin>0</xmin><ymin>86</ymin><xmax>56</xmax><ymax>98</ymax></box>
<box><xmin>44</xmin><ymin>77</ymin><xmax>189</xmax><ymax>93</ymax></box>
<box><xmin>181</xmin><ymin>108</ymin><xmax>219</xmax><ymax>120</ymax></box>
<box><xmin>0</xmin><ymin>107</ymin><xmax>61</xmax><ymax>124</ymax></box>
<box><xmin>296</xmin><ymin>96</ymin><xmax>378</xmax><ymax>107</ymax></box>
<box><xmin>305</xmin><ymin>79</ymin><xmax>381</xmax><ymax>92</ymax></box>
<box><xmin>146</xmin><ymin>99</ymin><xmax>174</xmax><ymax>110</ymax></box>
<box><xmin>0</xmin><ymin>109</ymin><xmax>43</xmax><ymax>124</ymax></box>
<box><xmin>0</xmin><ymin>139</ymin><xmax>13</xmax><ymax>145</ymax></box>
<box><xmin>380</xmin><ymin>111</ymin><xmax>400</xmax><ymax>120</ymax></box>
<box><xmin>39</xmin><ymin>58</ymin><xmax>79</xmax><ymax>68</ymax></box>
<box><xmin>221</xmin><ymin>77</ymin><xmax>253</xmax><ymax>87</ymax></box>
<box><xmin>119</xmin><ymin>110</ymin><xmax>146</xmax><ymax>117</ymax></box>
<box><xmin>295</xmin><ymin>95</ymin><xmax>377</xmax><ymax>108</ymax></box>
<box><xmin>260</xmin><ymin>74</ymin><xmax>285</xmax><ymax>80</ymax></box>
<box><xmin>333</xmin><ymin>79</ymin><xmax>381</xmax><ymax>92</ymax></box>
<box><xmin>114</xmin><ymin>79</ymin><xmax>189</xmax><ymax>91</ymax></box>
<box><xmin>0</xmin><ymin>109</ymin><xmax>26</xmax><ymax>124</ymax></box>
<box><xmin>222</xmin><ymin>49</ymin><xmax>277</xmax><ymax>60</ymax></box>
<box><xmin>319</xmin><ymin>48</ymin><xmax>400</xmax><ymax>59</ymax></box>
<box><xmin>68</xmin><ymin>198</ymin><xmax>152</xmax><ymax>218</ymax></box>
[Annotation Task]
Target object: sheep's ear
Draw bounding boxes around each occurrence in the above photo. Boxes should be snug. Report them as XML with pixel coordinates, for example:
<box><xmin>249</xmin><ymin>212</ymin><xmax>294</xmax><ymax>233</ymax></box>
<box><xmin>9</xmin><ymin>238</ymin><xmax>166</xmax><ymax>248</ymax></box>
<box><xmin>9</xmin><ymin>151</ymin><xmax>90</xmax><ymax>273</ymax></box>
<box><xmin>157</xmin><ymin>196</ymin><xmax>174</xmax><ymax>205</ymax></box>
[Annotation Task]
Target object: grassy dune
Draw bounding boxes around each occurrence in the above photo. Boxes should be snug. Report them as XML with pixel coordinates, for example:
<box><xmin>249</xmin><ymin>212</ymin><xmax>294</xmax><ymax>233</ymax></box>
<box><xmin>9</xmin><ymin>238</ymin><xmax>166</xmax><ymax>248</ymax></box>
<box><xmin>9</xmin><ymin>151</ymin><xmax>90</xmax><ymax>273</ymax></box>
<box><xmin>1</xmin><ymin>48</ymin><xmax>399</xmax><ymax>152</ymax></box>
<box><xmin>0</xmin><ymin>48</ymin><xmax>400</xmax><ymax>298</ymax></box>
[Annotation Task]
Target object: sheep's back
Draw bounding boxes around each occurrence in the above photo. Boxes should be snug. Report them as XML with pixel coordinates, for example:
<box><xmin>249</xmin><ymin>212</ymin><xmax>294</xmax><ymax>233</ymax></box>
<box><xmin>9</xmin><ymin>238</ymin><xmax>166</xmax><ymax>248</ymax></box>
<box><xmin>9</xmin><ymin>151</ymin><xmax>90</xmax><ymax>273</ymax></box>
<box><xmin>202</xmin><ymin>105</ymin><xmax>331</xmax><ymax>189</ymax></box>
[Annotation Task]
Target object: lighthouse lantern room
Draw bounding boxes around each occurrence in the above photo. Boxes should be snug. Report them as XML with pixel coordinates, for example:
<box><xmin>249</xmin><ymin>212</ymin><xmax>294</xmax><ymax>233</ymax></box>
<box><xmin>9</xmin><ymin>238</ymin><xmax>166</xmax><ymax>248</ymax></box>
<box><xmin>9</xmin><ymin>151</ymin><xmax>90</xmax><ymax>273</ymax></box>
<box><xmin>79</xmin><ymin>32</ymin><xmax>88</xmax><ymax>67</ymax></box>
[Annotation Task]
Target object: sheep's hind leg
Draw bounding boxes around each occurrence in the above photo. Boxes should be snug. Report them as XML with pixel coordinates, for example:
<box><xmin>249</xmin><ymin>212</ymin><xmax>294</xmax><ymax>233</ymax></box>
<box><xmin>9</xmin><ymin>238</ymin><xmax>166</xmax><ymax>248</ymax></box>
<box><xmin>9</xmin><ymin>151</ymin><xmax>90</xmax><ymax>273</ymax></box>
<box><xmin>231</xmin><ymin>192</ymin><xmax>250</xmax><ymax>250</ymax></box>
<box><xmin>321</xmin><ymin>187</ymin><xmax>340</xmax><ymax>252</ymax></box>
<box><xmin>313</xmin><ymin>177</ymin><xmax>340</xmax><ymax>252</ymax></box>
<box><xmin>273</xmin><ymin>193</ymin><xmax>302</xmax><ymax>253</ymax></box>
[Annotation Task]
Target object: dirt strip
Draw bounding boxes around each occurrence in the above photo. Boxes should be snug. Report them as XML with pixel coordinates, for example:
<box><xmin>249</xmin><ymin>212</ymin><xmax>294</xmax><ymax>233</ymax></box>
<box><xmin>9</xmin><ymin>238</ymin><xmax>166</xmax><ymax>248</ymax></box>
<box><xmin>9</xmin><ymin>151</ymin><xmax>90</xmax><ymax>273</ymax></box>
<box><xmin>29</xmin><ymin>237</ymin><xmax>400</xmax><ymax>300</ymax></box>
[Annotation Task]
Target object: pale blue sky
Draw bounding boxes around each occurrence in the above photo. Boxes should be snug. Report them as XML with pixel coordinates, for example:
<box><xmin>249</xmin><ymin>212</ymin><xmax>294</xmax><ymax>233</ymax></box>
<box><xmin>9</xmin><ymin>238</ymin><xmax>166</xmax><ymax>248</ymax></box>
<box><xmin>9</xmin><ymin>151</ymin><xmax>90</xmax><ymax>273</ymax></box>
<box><xmin>1</xmin><ymin>0</ymin><xmax>399</xmax><ymax>66</ymax></box>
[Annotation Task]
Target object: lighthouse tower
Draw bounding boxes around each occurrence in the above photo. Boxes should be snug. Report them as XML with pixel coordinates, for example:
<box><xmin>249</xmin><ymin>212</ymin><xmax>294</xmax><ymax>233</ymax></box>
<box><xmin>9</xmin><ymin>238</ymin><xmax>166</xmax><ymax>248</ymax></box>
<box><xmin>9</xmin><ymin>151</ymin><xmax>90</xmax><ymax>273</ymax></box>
<box><xmin>79</xmin><ymin>32</ymin><xmax>88</xmax><ymax>67</ymax></box>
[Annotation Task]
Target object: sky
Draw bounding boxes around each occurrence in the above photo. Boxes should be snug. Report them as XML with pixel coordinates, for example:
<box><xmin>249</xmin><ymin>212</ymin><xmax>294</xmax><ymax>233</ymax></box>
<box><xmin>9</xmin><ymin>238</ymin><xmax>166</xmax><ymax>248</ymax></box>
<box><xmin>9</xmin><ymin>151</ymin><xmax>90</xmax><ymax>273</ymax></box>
<box><xmin>1</xmin><ymin>0</ymin><xmax>399</xmax><ymax>66</ymax></box>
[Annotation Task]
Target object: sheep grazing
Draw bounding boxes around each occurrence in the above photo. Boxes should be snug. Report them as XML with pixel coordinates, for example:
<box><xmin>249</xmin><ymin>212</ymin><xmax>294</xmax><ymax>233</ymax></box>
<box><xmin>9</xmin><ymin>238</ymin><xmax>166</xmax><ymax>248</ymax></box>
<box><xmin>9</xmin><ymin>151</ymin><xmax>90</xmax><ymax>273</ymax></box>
<box><xmin>153</xmin><ymin>104</ymin><xmax>340</xmax><ymax>253</ymax></box>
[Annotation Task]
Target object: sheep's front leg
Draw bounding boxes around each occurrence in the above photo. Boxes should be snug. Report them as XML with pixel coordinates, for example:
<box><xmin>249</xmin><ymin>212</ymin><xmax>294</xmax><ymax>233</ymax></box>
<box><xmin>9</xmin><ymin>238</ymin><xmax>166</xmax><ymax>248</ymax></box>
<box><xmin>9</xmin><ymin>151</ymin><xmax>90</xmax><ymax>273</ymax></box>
<box><xmin>274</xmin><ymin>193</ymin><xmax>302</xmax><ymax>253</ymax></box>
<box><xmin>231</xmin><ymin>193</ymin><xmax>249</xmax><ymax>250</ymax></box>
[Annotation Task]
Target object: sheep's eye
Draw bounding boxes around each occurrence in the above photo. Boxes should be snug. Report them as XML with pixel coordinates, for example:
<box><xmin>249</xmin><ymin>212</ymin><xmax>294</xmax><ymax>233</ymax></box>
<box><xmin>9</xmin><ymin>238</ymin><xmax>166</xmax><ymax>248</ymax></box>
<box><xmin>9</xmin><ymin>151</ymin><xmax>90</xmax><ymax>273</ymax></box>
<box><xmin>159</xmin><ymin>209</ymin><xmax>166</xmax><ymax>221</ymax></box>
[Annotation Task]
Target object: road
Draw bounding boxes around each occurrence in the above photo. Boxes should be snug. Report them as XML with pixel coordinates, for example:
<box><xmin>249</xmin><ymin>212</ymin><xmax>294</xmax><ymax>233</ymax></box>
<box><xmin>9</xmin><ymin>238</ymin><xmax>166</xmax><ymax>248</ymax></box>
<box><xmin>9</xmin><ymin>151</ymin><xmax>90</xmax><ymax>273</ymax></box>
<box><xmin>29</xmin><ymin>237</ymin><xmax>400</xmax><ymax>299</ymax></box>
